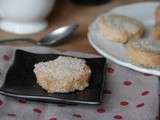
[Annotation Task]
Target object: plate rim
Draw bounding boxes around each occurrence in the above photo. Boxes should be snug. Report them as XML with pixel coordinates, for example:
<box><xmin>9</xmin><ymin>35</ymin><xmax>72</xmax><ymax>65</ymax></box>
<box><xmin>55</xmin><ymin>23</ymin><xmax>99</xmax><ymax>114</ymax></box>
<box><xmin>0</xmin><ymin>90</ymin><xmax>100</xmax><ymax>105</ymax></box>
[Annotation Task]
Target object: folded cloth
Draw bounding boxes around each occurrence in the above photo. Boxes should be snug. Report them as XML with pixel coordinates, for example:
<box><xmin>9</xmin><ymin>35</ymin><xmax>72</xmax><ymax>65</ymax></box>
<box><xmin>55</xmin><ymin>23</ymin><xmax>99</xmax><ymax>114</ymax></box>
<box><xmin>0</xmin><ymin>46</ymin><xmax>158</xmax><ymax>120</ymax></box>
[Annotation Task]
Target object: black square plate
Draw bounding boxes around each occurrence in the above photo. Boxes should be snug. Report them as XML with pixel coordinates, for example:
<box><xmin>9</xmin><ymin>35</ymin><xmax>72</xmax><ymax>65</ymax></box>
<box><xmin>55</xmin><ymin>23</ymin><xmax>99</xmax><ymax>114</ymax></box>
<box><xmin>0</xmin><ymin>50</ymin><xmax>106</xmax><ymax>105</ymax></box>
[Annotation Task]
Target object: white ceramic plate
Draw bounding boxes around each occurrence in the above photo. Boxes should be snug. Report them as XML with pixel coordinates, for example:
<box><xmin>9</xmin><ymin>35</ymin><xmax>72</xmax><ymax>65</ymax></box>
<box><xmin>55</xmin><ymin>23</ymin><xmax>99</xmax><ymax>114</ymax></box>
<box><xmin>88</xmin><ymin>2</ymin><xmax>160</xmax><ymax>76</ymax></box>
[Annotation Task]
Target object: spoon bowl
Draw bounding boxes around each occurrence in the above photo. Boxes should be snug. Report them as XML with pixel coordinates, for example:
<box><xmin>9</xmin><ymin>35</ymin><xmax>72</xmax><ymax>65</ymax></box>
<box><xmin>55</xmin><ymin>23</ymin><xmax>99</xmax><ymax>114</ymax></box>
<box><xmin>0</xmin><ymin>23</ymin><xmax>79</xmax><ymax>46</ymax></box>
<box><xmin>38</xmin><ymin>24</ymin><xmax>78</xmax><ymax>45</ymax></box>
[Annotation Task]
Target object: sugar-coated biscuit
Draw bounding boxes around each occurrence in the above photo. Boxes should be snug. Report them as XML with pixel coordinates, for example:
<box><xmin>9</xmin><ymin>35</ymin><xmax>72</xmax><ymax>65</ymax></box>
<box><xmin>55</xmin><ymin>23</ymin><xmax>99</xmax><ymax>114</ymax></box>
<box><xmin>127</xmin><ymin>39</ymin><xmax>160</xmax><ymax>68</ymax></box>
<box><xmin>152</xmin><ymin>23</ymin><xmax>160</xmax><ymax>40</ymax></box>
<box><xmin>97</xmin><ymin>14</ymin><xmax>144</xmax><ymax>43</ymax></box>
<box><xmin>33</xmin><ymin>56</ymin><xmax>91</xmax><ymax>93</ymax></box>
<box><xmin>155</xmin><ymin>5</ymin><xmax>160</xmax><ymax>23</ymax></box>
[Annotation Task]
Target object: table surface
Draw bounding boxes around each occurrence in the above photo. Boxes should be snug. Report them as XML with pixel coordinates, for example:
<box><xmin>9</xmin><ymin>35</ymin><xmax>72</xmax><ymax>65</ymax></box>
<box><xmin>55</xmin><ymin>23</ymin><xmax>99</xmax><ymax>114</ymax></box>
<box><xmin>0</xmin><ymin>0</ymin><xmax>151</xmax><ymax>54</ymax></box>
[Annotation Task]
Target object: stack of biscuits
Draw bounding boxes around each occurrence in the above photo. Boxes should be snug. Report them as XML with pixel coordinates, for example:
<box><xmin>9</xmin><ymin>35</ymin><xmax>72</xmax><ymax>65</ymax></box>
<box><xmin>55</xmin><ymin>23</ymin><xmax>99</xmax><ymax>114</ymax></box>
<box><xmin>152</xmin><ymin>5</ymin><xmax>160</xmax><ymax>40</ymax></box>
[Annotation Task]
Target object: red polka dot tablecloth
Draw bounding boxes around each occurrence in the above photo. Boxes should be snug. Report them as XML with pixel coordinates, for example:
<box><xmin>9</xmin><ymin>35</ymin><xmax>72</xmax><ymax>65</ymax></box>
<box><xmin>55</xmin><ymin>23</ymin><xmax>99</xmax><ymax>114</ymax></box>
<box><xmin>0</xmin><ymin>46</ymin><xmax>159</xmax><ymax>120</ymax></box>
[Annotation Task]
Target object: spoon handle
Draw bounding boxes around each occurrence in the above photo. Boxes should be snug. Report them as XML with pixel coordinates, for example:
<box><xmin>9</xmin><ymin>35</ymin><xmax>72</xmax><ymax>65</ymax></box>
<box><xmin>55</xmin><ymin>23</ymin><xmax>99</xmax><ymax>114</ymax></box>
<box><xmin>0</xmin><ymin>38</ymin><xmax>37</xmax><ymax>45</ymax></box>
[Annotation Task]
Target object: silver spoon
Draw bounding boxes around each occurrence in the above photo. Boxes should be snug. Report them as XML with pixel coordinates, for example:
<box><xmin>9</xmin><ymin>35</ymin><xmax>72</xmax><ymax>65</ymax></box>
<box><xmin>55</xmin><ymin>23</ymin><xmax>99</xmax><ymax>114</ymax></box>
<box><xmin>0</xmin><ymin>23</ymin><xmax>78</xmax><ymax>46</ymax></box>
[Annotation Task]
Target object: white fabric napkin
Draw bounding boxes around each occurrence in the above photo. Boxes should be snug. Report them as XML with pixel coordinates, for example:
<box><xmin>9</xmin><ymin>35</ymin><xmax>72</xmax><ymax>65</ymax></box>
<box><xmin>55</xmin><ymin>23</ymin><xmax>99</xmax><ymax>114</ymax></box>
<box><xmin>0</xmin><ymin>46</ymin><xmax>158</xmax><ymax>120</ymax></box>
